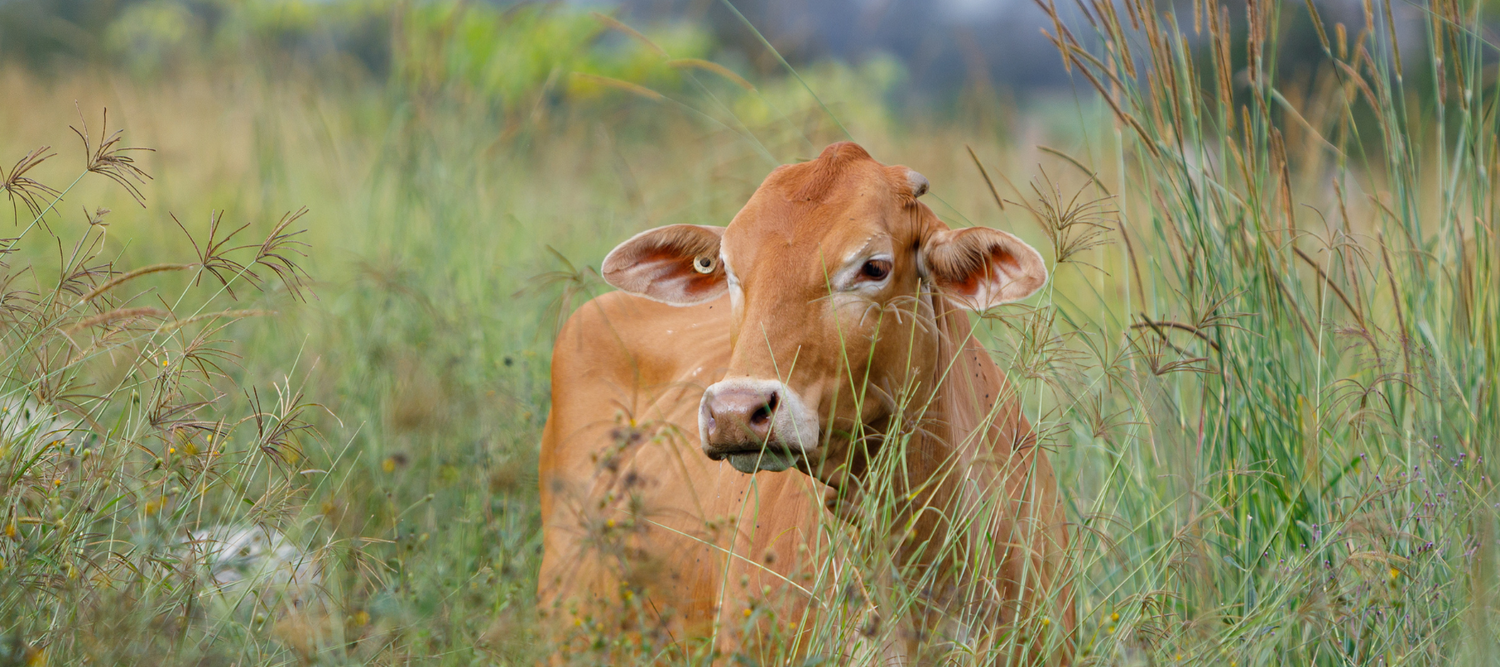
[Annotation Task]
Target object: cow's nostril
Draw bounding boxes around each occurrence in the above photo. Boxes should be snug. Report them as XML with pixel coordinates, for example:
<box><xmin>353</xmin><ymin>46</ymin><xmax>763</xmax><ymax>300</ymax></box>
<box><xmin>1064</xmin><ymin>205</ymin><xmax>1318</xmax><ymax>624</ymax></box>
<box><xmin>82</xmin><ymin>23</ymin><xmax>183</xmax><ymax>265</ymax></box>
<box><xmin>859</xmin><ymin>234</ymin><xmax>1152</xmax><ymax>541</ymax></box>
<box><xmin>749</xmin><ymin>392</ymin><xmax>777</xmax><ymax>428</ymax></box>
<box><xmin>750</xmin><ymin>405</ymin><xmax>771</xmax><ymax>426</ymax></box>
<box><xmin>706</xmin><ymin>386</ymin><xmax>784</xmax><ymax>442</ymax></box>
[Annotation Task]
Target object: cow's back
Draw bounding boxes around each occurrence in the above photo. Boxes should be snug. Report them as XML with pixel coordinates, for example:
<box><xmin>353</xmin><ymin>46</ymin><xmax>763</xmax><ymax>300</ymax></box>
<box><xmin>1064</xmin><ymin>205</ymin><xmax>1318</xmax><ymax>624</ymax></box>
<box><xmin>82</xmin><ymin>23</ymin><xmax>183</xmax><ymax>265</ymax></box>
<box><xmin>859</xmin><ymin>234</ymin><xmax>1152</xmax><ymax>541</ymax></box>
<box><xmin>538</xmin><ymin>291</ymin><xmax>827</xmax><ymax>661</ymax></box>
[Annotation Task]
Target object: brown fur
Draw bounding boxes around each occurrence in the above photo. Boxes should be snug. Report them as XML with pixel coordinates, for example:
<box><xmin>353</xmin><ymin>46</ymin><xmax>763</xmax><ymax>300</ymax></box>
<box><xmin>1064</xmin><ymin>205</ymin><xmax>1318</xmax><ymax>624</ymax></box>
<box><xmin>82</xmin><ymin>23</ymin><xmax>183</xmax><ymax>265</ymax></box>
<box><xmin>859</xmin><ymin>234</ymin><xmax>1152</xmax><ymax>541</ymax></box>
<box><xmin>782</xmin><ymin>142</ymin><xmax>877</xmax><ymax>203</ymax></box>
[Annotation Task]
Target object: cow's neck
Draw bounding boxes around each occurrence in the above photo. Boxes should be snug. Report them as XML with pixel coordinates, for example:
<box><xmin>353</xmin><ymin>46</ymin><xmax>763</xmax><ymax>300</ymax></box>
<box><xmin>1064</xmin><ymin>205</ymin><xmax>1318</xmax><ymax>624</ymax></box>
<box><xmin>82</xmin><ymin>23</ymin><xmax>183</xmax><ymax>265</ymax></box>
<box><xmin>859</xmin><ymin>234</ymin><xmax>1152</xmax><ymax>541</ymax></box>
<box><xmin>876</xmin><ymin>291</ymin><xmax>1036</xmax><ymax>584</ymax></box>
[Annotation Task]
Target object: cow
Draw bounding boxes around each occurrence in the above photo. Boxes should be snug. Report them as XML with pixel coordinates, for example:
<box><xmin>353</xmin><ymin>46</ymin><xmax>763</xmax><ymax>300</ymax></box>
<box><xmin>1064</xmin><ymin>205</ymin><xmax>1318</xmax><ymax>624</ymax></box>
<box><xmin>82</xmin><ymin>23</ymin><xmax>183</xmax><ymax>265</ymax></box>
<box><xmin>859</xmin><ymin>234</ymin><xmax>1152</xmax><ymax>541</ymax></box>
<box><xmin>538</xmin><ymin>141</ymin><xmax>1074</xmax><ymax>665</ymax></box>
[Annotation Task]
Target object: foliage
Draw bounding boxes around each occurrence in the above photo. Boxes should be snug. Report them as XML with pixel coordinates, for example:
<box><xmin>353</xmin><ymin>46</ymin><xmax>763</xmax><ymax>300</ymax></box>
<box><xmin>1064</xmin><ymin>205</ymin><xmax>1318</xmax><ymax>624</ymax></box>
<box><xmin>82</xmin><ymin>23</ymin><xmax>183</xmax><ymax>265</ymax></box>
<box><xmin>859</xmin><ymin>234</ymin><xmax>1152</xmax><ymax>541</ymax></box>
<box><xmin>94</xmin><ymin>0</ymin><xmax>722</xmax><ymax>116</ymax></box>
<box><xmin>394</xmin><ymin>2</ymin><xmax>712</xmax><ymax>111</ymax></box>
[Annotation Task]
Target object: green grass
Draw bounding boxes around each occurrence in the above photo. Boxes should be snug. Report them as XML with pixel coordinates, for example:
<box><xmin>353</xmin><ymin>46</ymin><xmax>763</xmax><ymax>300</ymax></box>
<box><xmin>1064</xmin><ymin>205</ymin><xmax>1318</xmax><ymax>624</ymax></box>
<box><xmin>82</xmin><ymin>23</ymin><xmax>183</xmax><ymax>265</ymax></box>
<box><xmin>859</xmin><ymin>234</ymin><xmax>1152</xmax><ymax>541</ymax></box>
<box><xmin>0</xmin><ymin>0</ymin><xmax>1496</xmax><ymax>663</ymax></box>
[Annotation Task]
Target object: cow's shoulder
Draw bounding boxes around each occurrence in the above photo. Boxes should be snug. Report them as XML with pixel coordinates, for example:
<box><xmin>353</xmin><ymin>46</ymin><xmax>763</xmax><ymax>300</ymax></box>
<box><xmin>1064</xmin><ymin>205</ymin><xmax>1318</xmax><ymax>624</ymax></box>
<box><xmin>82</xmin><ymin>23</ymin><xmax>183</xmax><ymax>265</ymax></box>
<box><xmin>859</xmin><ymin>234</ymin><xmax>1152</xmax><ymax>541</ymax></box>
<box><xmin>542</xmin><ymin>290</ymin><xmax>731</xmax><ymax>521</ymax></box>
<box><xmin>553</xmin><ymin>289</ymin><xmax>731</xmax><ymax>395</ymax></box>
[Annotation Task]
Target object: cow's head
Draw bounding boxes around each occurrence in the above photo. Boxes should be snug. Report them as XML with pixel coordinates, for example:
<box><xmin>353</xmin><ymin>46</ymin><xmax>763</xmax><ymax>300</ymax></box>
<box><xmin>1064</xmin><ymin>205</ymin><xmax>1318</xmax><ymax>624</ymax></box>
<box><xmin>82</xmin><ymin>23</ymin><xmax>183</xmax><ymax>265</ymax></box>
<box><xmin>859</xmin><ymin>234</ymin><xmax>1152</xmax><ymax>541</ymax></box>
<box><xmin>600</xmin><ymin>142</ymin><xmax>1047</xmax><ymax>482</ymax></box>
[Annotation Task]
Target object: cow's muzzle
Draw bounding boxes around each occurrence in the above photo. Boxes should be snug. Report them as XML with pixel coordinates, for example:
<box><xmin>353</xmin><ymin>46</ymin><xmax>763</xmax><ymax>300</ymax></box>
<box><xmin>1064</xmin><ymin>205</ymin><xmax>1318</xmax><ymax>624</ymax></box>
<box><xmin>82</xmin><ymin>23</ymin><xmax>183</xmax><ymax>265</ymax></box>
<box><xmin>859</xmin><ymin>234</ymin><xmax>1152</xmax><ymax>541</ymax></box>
<box><xmin>699</xmin><ymin>379</ymin><xmax>819</xmax><ymax>473</ymax></box>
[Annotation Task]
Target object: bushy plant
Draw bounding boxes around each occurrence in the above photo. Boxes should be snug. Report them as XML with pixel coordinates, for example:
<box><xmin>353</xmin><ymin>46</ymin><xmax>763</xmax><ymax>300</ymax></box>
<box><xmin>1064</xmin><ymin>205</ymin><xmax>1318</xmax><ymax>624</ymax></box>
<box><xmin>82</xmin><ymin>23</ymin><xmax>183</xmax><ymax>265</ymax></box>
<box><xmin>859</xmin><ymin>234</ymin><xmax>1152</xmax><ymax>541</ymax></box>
<box><xmin>0</xmin><ymin>110</ymin><xmax>324</xmax><ymax>663</ymax></box>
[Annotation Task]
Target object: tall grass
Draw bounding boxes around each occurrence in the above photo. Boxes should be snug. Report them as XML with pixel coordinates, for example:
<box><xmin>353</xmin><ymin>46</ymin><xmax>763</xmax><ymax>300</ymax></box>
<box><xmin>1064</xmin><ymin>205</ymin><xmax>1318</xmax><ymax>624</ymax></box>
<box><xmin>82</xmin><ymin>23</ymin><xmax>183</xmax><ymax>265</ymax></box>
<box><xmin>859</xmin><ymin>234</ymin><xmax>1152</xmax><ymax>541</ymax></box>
<box><xmin>1002</xmin><ymin>0</ymin><xmax>1500</xmax><ymax>662</ymax></box>
<box><xmin>0</xmin><ymin>109</ymin><xmax>328</xmax><ymax>663</ymax></box>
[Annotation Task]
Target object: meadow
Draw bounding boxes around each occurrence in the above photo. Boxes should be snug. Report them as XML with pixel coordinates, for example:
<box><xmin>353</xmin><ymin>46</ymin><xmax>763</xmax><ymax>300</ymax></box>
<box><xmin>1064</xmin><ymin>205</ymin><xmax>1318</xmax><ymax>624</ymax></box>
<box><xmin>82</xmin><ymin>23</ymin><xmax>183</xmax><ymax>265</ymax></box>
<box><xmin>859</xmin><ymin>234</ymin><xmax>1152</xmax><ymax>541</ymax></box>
<box><xmin>0</xmin><ymin>0</ymin><xmax>1496</xmax><ymax>664</ymax></box>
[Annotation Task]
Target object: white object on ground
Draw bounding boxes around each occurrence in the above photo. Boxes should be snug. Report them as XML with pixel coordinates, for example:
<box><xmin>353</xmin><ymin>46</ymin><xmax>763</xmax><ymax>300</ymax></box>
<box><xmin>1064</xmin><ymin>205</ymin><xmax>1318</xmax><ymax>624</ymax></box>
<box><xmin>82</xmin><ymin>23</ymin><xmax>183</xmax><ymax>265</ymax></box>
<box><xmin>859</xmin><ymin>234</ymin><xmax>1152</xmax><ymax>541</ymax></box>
<box><xmin>186</xmin><ymin>524</ymin><xmax>323</xmax><ymax>610</ymax></box>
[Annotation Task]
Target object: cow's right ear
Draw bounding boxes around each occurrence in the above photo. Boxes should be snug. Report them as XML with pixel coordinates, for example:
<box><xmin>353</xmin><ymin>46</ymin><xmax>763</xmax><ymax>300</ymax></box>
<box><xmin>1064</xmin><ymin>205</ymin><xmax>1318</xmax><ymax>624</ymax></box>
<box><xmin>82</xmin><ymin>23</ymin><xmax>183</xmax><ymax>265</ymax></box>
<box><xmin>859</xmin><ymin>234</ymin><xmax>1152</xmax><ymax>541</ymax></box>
<box><xmin>601</xmin><ymin>224</ymin><xmax>727</xmax><ymax>306</ymax></box>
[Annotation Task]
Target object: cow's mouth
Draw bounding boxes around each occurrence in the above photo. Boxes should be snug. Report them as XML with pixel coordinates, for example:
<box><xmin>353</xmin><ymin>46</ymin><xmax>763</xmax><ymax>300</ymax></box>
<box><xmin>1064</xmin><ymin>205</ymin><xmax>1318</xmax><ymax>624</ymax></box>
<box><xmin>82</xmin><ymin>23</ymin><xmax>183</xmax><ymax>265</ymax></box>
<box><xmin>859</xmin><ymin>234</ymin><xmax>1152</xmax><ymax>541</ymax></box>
<box><xmin>698</xmin><ymin>378</ymin><xmax>821</xmax><ymax>474</ymax></box>
<box><xmin>705</xmin><ymin>445</ymin><xmax>800</xmax><ymax>474</ymax></box>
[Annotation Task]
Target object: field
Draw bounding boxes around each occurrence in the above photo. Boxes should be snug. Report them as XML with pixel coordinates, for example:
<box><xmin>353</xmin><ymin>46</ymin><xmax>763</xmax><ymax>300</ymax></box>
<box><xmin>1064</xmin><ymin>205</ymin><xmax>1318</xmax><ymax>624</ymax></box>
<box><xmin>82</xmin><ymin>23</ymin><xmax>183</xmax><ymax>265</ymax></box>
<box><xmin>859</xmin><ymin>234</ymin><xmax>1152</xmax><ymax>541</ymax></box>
<box><xmin>0</xmin><ymin>0</ymin><xmax>1497</xmax><ymax>664</ymax></box>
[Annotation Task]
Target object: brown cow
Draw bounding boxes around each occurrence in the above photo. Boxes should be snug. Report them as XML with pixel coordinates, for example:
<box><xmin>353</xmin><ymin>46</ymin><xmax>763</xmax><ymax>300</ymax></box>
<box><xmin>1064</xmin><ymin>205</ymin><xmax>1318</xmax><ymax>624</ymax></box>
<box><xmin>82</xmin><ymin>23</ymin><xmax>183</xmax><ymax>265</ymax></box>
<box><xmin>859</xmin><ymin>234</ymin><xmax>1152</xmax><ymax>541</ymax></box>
<box><xmin>538</xmin><ymin>142</ymin><xmax>1073</xmax><ymax>664</ymax></box>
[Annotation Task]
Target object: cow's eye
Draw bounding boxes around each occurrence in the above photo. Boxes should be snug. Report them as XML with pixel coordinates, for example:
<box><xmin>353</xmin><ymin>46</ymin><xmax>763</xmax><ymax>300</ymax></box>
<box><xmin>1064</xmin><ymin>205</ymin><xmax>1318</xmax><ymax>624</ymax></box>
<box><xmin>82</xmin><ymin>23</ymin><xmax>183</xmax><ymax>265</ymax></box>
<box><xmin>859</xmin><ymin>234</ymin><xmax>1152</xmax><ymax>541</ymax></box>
<box><xmin>860</xmin><ymin>259</ymin><xmax>892</xmax><ymax>281</ymax></box>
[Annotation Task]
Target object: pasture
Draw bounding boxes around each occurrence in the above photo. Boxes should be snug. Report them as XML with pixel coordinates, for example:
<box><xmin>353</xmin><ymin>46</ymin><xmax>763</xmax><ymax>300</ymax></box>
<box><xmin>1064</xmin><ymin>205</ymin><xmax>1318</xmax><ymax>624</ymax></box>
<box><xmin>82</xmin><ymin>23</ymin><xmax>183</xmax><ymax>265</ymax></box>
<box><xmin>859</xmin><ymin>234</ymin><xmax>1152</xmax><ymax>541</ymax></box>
<box><xmin>0</xmin><ymin>0</ymin><xmax>1496</xmax><ymax>664</ymax></box>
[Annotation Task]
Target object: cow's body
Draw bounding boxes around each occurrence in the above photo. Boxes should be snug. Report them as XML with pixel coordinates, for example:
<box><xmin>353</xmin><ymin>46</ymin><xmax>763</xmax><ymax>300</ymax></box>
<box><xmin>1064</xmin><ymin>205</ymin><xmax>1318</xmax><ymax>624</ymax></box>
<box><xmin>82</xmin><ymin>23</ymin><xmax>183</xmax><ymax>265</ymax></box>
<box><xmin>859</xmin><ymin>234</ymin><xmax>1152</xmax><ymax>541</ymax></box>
<box><xmin>538</xmin><ymin>291</ymin><xmax>827</xmax><ymax>661</ymax></box>
<box><xmin>538</xmin><ymin>142</ymin><xmax>1074</xmax><ymax>664</ymax></box>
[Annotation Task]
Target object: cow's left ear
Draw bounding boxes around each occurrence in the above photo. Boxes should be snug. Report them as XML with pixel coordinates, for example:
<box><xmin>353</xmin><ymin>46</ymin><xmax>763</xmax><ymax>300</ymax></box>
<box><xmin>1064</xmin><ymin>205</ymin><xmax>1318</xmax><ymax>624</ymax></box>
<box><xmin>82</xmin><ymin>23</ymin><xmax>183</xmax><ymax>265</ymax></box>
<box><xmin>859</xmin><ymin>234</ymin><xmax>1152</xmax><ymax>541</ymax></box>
<box><xmin>601</xmin><ymin>224</ymin><xmax>727</xmax><ymax>306</ymax></box>
<box><xmin>920</xmin><ymin>226</ymin><xmax>1048</xmax><ymax>309</ymax></box>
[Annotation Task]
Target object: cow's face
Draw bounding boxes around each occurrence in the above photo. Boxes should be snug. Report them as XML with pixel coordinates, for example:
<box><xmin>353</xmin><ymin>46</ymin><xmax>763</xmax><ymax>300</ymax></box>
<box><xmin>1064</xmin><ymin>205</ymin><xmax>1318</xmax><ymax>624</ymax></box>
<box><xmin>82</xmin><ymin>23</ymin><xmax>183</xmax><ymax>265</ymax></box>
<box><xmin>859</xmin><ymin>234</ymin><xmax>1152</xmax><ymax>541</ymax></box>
<box><xmin>601</xmin><ymin>143</ymin><xmax>1046</xmax><ymax>481</ymax></box>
